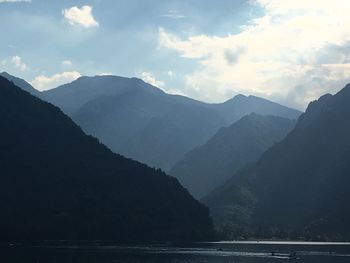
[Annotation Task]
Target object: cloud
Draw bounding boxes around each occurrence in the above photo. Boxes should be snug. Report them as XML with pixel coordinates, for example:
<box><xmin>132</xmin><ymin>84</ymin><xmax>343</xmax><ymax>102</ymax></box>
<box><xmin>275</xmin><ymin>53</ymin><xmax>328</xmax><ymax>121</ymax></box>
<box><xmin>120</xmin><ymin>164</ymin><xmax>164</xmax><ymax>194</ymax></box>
<box><xmin>98</xmin><ymin>72</ymin><xmax>114</xmax><ymax>76</ymax></box>
<box><xmin>62</xmin><ymin>5</ymin><xmax>99</xmax><ymax>28</ymax></box>
<box><xmin>0</xmin><ymin>0</ymin><xmax>31</xmax><ymax>2</ymax></box>
<box><xmin>62</xmin><ymin>60</ymin><xmax>73</xmax><ymax>67</ymax></box>
<box><xmin>1</xmin><ymin>60</ymin><xmax>6</xmax><ymax>66</ymax></box>
<box><xmin>161</xmin><ymin>10</ymin><xmax>185</xmax><ymax>19</ymax></box>
<box><xmin>141</xmin><ymin>72</ymin><xmax>164</xmax><ymax>88</ymax></box>
<box><xmin>166</xmin><ymin>71</ymin><xmax>174</xmax><ymax>77</ymax></box>
<box><xmin>224</xmin><ymin>47</ymin><xmax>245</xmax><ymax>65</ymax></box>
<box><xmin>30</xmin><ymin>71</ymin><xmax>81</xmax><ymax>91</ymax></box>
<box><xmin>141</xmin><ymin>71</ymin><xmax>187</xmax><ymax>97</ymax></box>
<box><xmin>11</xmin><ymin>56</ymin><xmax>27</xmax><ymax>71</ymax></box>
<box><xmin>159</xmin><ymin>0</ymin><xmax>350</xmax><ymax>109</ymax></box>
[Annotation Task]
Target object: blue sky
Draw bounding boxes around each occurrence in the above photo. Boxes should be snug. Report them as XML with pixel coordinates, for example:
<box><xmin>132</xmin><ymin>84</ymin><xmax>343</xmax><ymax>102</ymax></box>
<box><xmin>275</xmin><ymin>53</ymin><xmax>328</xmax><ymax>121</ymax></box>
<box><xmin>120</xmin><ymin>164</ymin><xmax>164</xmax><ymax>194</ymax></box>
<box><xmin>1</xmin><ymin>0</ymin><xmax>350</xmax><ymax>109</ymax></box>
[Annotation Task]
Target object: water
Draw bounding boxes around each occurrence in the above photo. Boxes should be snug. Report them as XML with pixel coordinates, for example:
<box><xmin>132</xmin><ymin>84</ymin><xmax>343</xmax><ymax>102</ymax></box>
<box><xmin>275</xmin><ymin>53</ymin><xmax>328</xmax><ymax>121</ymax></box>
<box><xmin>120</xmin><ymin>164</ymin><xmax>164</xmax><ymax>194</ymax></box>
<box><xmin>2</xmin><ymin>241</ymin><xmax>350</xmax><ymax>262</ymax></box>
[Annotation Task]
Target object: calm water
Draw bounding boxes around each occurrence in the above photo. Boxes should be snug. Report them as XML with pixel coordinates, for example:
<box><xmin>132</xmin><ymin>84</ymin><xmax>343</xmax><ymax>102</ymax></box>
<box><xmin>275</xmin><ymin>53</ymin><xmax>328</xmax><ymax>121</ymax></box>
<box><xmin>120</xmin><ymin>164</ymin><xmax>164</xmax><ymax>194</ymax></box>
<box><xmin>2</xmin><ymin>241</ymin><xmax>350</xmax><ymax>263</ymax></box>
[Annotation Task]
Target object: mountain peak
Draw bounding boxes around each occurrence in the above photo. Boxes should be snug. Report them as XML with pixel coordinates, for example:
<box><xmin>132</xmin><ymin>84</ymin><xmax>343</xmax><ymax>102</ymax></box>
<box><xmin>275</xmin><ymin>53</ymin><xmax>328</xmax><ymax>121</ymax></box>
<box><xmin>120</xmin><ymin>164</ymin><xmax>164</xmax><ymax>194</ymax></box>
<box><xmin>225</xmin><ymin>94</ymin><xmax>248</xmax><ymax>102</ymax></box>
<box><xmin>215</xmin><ymin>93</ymin><xmax>301</xmax><ymax>124</ymax></box>
<box><xmin>335</xmin><ymin>82</ymin><xmax>350</xmax><ymax>98</ymax></box>
<box><xmin>204</xmin><ymin>82</ymin><xmax>350</xmax><ymax>240</ymax></box>
<box><xmin>305</xmin><ymin>83</ymin><xmax>350</xmax><ymax>115</ymax></box>
<box><xmin>0</xmin><ymin>76</ymin><xmax>214</xmax><ymax>241</ymax></box>
<box><xmin>234</xmin><ymin>94</ymin><xmax>248</xmax><ymax>99</ymax></box>
<box><xmin>1</xmin><ymin>71</ymin><xmax>11</xmax><ymax>77</ymax></box>
<box><xmin>66</xmin><ymin>75</ymin><xmax>162</xmax><ymax>92</ymax></box>
<box><xmin>305</xmin><ymin>93</ymin><xmax>333</xmax><ymax>114</ymax></box>
<box><xmin>41</xmin><ymin>74</ymin><xmax>165</xmax><ymax>115</ymax></box>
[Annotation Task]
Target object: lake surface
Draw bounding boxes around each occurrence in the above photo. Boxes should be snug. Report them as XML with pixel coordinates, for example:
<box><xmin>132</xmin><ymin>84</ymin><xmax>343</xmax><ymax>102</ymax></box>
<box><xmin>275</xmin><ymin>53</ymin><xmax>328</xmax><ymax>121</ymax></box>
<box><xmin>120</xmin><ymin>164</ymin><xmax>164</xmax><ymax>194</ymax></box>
<box><xmin>2</xmin><ymin>241</ymin><xmax>350</xmax><ymax>262</ymax></box>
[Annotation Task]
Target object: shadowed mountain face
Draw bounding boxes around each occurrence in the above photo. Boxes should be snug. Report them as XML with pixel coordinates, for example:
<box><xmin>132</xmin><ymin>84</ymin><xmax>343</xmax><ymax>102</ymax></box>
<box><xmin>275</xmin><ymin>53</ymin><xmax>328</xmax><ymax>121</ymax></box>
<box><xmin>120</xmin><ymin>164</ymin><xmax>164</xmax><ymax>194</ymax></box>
<box><xmin>203</xmin><ymin>83</ymin><xmax>350</xmax><ymax>241</ymax></box>
<box><xmin>40</xmin><ymin>75</ymin><xmax>301</xmax><ymax>171</ymax></box>
<box><xmin>0</xmin><ymin>76</ymin><xmax>214</xmax><ymax>242</ymax></box>
<box><xmin>69</xmin><ymin>84</ymin><xmax>225</xmax><ymax>171</ymax></box>
<box><xmin>171</xmin><ymin>114</ymin><xmax>296</xmax><ymax>199</ymax></box>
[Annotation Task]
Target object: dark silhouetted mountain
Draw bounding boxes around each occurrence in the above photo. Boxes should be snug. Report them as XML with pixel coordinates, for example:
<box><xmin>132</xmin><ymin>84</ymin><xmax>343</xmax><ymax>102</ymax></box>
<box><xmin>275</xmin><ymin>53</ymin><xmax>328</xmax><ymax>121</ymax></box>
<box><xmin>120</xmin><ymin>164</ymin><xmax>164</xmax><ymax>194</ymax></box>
<box><xmin>0</xmin><ymin>72</ymin><xmax>40</xmax><ymax>96</ymax></box>
<box><xmin>41</xmin><ymin>75</ymin><xmax>301</xmax><ymax>171</ymax></box>
<box><xmin>171</xmin><ymin>114</ymin><xmax>296</xmax><ymax>199</ymax></box>
<box><xmin>0</xmin><ymin>76</ymin><xmax>214</xmax><ymax>242</ymax></box>
<box><xmin>203</xmin><ymin>83</ymin><xmax>350</xmax><ymax>241</ymax></box>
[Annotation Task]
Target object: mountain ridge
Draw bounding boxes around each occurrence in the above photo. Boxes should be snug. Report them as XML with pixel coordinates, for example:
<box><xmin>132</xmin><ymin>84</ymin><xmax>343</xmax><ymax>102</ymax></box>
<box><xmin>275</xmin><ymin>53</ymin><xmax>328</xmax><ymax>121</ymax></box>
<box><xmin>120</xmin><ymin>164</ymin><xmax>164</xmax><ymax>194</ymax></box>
<box><xmin>0</xmin><ymin>72</ymin><xmax>40</xmax><ymax>96</ymax></box>
<box><xmin>43</xmin><ymin>75</ymin><xmax>302</xmax><ymax>171</ymax></box>
<box><xmin>171</xmin><ymin>113</ymin><xmax>296</xmax><ymax>199</ymax></box>
<box><xmin>0</xmin><ymin>76</ymin><xmax>214</xmax><ymax>242</ymax></box>
<box><xmin>203</xmin><ymin>83</ymin><xmax>350</xmax><ymax>241</ymax></box>
<box><xmin>1</xmin><ymin>72</ymin><xmax>302</xmax><ymax>171</ymax></box>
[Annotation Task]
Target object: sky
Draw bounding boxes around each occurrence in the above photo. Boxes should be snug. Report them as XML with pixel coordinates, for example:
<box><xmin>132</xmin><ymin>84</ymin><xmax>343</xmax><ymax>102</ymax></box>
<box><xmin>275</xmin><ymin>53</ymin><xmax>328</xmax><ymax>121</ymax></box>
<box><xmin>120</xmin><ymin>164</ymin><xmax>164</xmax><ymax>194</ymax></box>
<box><xmin>1</xmin><ymin>0</ymin><xmax>350</xmax><ymax>110</ymax></box>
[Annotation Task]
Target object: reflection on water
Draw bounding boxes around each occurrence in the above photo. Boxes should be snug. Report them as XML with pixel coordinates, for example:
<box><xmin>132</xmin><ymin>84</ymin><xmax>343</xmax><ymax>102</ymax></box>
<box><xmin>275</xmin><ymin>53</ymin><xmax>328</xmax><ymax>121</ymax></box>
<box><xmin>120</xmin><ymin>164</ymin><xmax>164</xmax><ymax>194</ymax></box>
<box><xmin>1</xmin><ymin>241</ymin><xmax>350</xmax><ymax>262</ymax></box>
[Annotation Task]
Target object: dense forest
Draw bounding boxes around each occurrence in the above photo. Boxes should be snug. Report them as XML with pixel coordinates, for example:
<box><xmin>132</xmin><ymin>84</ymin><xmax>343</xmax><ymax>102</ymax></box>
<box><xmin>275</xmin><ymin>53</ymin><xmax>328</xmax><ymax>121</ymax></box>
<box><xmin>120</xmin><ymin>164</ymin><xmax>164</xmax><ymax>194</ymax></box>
<box><xmin>2</xmin><ymin>71</ymin><xmax>350</xmax><ymax>242</ymax></box>
<box><xmin>204</xmin><ymin>84</ymin><xmax>350</xmax><ymax>241</ymax></box>
<box><xmin>0</xmin><ymin>76</ymin><xmax>214</xmax><ymax>242</ymax></box>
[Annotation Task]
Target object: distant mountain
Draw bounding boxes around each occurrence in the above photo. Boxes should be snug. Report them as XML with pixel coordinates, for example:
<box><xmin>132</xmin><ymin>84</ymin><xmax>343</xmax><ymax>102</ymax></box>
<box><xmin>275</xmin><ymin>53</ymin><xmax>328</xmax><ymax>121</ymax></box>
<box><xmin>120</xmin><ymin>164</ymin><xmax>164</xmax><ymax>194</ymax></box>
<box><xmin>171</xmin><ymin>114</ymin><xmax>296</xmax><ymax>199</ymax></box>
<box><xmin>42</xmin><ymin>75</ymin><xmax>302</xmax><ymax>171</ymax></box>
<box><xmin>41</xmin><ymin>75</ymin><xmax>167</xmax><ymax>115</ymax></box>
<box><xmin>120</xmin><ymin>101</ymin><xmax>225</xmax><ymax>171</ymax></box>
<box><xmin>46</xmin><ymin>76</ymin><xmax>224</xmax><ymax>171</ymax></box>
<box><xmin>0</xmin><ymin>72</ymin><xmax>40</xmax><ymax>96</ymax></box>
<box><xmin>0</xmin><ymin>76</ymin><xmax>214</xmax><ymax>242</ymax></box>
<box><xmin>203</xmin><ymin>83</ymin><xmax>350</xmax><ymax>241</ymax></box>
<box><xmin>209</xmin><ymin>94</ymin><xmax>301</xmax><ymax>124</ymax></box>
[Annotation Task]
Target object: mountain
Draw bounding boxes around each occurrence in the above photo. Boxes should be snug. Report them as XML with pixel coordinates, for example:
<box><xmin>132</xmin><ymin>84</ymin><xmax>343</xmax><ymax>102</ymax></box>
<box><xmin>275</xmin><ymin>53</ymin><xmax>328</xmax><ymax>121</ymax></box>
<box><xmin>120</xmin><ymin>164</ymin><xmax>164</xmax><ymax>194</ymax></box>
<box><xmin>170</xmin><ymin>114</ymin><xmax>296</xmax><ymax>199</ymax></box>
<box><xmin>69</xmin><ymin>81</ymin><xmax>224</xmax><ymax>171</ymax></box>
<box><xmin>203</xmin><ymin>83</ymin><xmax>350</xmax><ymax>241</ymax></box>
<box><xmin>0</xmin><ymin>76</ymin><xmax>214</xmax><ymax>242</ymax></box>
<box><xmin>120</xmin><ymin>102</ymin><xmax>227</xmax><ymax>171</ymax></box>
<box><xmin>209</xmin><ymin>94</ymin><xmax>301</xmax><ymax>124</ymax></box>
<box><xmin>0</xmin><ymin>72</ymin><xmax>40</xmax><ymax>96</ymax></box>
<box><xmin>42</xmin><ymin>75</ymin><xmax>301</xmax><ymax>171</ymax></box>
<box><xmin>41</xmin><ymin>75</ymin><xmax>167</xmax><ymax>115</ymax></box>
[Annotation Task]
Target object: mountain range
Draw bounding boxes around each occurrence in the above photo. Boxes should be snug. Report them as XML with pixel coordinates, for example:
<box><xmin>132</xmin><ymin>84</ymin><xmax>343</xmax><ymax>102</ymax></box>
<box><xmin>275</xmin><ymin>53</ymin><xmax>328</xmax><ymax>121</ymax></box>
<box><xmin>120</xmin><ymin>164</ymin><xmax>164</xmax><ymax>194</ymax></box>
<box><xmin>38</xmin><ymin>74</ymin><xmax>301</xmax><ymax>171</ymax></box>
<box><xmin>1</xmin><ymin>73</ymin><xmax>301</xmax><ymax>172</ymax></box>
<box><xmin>203</xmin><ymin>83</ymin><xmax>350</xmax><ymax>241</ymax></box>
<box><xmin>170</xmin><ymin>114</ymin><xmax>296</xmax><ymax>199</ymax></box>
<box><xmin>0</xmin><ymin>76</ymin><xmax>214</xmax><ymax>242</ymax></box>
<box><xmin>2</xmin><ymin>71</ymin><xmax>350</xmax><ymax>241</ymax></box>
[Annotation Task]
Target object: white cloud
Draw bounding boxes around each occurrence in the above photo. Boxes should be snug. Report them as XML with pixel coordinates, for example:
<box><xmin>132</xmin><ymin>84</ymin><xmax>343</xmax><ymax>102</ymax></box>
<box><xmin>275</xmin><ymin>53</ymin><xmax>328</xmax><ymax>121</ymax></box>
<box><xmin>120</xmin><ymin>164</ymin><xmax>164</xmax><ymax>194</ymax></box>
<box><xmin>159</xmin><ymin>0</ymin><xmax>350</xmax><ymax>109</ymax></box>
<box><xmin>165</xmin><ymin>87</ymin><xmax>187</xmax><ymax>97</ymax></box>
<box><xmin>141</xmin><ymin>72</ymin><xmax>165</xmax><ymax>88</ymax></box>
<box><xmin>62</xmin><ymin>5</ymin><xmax>99</xmax><ymax>28</ymax></box>
<box><xmin>98</xmin><ymin>72</ymin><xmax>114</xmax><ymax>76</ymax></box>
<box><xmin>141</xmin><ymin>71</ymin><xmax>187</xmax><ymax>97</ymax></box>
<box><xmin>11</xmin><ymin>56</ymin><xmax>27</xmax><ymax>71</ymax></box>
<box><xmin>0</xmin><ymin>0</ymin><xmax>31</xmax><ymax>2</ymax></box>
<box><xmin>1</xmin><ymin>60</ymin><xmax>6</xmax><ymax>66</ymax></box>
<box><xmin>61</xmin><ymin>60</ymin><xmax>73</xmax><ymax>67</ymax></box>
<box><xmin>161</xmin><ymin>10</ymin><xmax>185</xmax><ymax>19</ymax></box>
<box><xmin>30</xmin><ymin>71</ymin><xmax>81</xmax><ymax>91</ymax></box>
